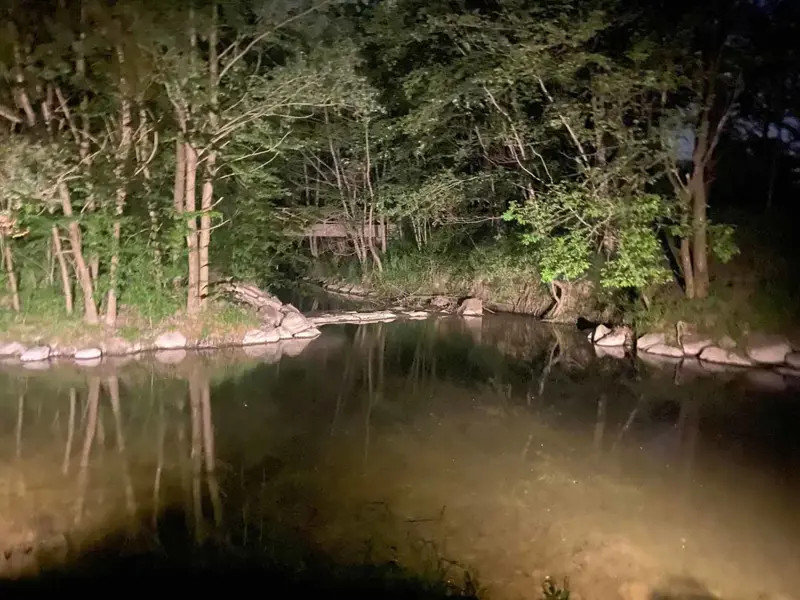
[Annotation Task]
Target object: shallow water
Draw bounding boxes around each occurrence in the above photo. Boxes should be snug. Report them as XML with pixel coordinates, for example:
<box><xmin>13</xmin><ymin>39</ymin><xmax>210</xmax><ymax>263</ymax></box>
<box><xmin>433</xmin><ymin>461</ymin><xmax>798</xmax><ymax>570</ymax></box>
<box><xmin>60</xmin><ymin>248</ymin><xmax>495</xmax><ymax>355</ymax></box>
<box><xmin>1</xmin><ymin>315</ymin><xmax>799</xmax><ymax>599</ymax></box>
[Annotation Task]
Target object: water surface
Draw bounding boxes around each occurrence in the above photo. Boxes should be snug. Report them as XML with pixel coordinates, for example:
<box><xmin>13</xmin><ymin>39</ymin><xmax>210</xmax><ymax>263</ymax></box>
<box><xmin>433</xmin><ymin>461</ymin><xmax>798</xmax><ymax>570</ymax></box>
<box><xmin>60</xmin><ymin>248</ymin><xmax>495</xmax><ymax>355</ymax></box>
<box><xmin>1</xmin><ymin>315</ymin><xmax>799</xmax><ymax>599</ymax></box>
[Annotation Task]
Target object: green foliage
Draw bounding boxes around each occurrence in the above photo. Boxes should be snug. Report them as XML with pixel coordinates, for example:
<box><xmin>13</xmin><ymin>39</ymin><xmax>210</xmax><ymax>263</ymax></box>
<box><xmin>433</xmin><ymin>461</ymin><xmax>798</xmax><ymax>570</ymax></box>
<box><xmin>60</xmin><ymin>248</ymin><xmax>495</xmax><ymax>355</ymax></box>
<box><xmin>708</xmin><ymin>223</ymin><xmax>739</xmax><ymax>264</ymax></box>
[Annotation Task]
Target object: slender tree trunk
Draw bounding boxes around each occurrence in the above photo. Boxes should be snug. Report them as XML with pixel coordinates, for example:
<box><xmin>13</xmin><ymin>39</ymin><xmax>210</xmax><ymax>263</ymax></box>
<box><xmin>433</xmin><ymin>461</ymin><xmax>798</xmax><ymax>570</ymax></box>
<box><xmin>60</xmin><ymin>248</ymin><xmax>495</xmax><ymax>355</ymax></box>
<box><xmin>689</xmin><ymin>170</ymin><xmax>709</xmax><ymax>299</ymax></box>
<box><xmin>185</xmin><ymin>142</ymin><xmax>201</xmax><ymax>314</ymax></box>
<box><xmin>1</xmin><ymin>234</ymin><xmax>21</xmax><ymax>312</ymax></box>
<box><xmin>680</xmin><ymin>237</ymin><xmax>695</xmax><ymax>300</ymax></box>
<box><xmin>199</xmin><ymin>152</ymin><xmax>215</xmax><ymax>305</ymax></box>
<box><xmin>59</xmin><ymin>183</ymin><xmax>98</xmax><ymax>323</ymax></box>
<box><xmin>105</xmin><ymin>47</ymin><xmax>133</xmax><ymax>327</ymax></box>
<box><xmin>52</xmin><ymin>226</ymin><xmax>73</xmax><ymax>315</ymax></box>
<box><xmin>199</xmin><ymin>2</ymin><xmax>219</xmax><ymax>308</ymax></box>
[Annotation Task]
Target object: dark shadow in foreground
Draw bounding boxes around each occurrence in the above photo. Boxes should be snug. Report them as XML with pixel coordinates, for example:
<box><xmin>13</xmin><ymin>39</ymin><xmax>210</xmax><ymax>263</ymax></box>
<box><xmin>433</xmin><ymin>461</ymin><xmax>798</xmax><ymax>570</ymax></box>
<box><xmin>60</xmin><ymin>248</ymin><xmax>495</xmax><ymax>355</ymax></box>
<box><xmin>0</xmin><ymin>506</ymin><xmax>480</xmax><ymax>598</ymax></box>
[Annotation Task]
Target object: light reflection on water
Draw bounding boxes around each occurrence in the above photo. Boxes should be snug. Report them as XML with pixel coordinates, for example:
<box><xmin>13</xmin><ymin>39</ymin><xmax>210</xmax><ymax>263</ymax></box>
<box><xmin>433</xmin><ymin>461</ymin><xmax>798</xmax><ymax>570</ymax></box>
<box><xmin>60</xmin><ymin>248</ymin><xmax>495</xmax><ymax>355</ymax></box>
<box><xmin>0</xmin><ymin>315</ymin><xmax>799</xmax><ymax>599</ymax></box>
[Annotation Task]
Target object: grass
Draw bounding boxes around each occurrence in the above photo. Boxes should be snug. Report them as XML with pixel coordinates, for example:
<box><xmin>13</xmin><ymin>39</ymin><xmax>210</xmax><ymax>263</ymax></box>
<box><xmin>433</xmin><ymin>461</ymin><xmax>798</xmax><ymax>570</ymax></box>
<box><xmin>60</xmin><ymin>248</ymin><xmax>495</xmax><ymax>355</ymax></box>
<box><xmin>315</xmin><ymin>238</ymin><xmax>551</xmax><ymax>305</ymax></box>
<box><xmin>0</xmin><ymin>286</ymin><xmax>263</xmax><ymax>349</ymax></box>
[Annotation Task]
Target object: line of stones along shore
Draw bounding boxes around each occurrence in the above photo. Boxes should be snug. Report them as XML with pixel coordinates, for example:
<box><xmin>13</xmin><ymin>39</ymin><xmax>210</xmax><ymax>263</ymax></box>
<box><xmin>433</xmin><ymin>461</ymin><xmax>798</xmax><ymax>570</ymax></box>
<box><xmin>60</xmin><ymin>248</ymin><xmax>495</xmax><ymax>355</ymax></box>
<box><xmin>0</xmin><ymin>307</ymin><xmax>437</xmax><ymax>367</ymax></box>
<box><xmin>589</xmin><ymin>324</ymin><xmax>800</xmax><ymax>376</ymax></box>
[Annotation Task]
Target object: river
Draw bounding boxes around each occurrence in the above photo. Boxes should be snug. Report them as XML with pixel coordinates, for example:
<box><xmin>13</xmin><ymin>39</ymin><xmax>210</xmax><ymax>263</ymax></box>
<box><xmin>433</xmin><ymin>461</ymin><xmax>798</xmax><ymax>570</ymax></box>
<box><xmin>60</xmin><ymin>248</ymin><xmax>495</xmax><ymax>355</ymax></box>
<box><xmin>0</xmin><ymin>314</ymin><xmax>798</xmax><ymax>599</ymax></box>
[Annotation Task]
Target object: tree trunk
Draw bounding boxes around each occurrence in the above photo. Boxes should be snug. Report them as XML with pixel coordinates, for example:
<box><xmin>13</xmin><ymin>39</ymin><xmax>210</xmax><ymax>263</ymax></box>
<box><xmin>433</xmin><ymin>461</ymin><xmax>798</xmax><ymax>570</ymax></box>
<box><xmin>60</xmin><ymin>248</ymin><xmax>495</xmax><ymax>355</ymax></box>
<box><xmin>199</xmin><ymin>1</ymin><xmax>219</xmax><ymax>309</ymax></box>
<box><xmin>105</xmin><ymin>70</ymin><xmax>133</xmax><ymax>327</ymax></box>
<box><xmin>52</xmin><ymin>226</ymin><xmax>74</xmax><ymax>315</ymax></box>
<box><xmin>680</xmin><ymin>237</ymin><xmax>695</xmax><ymax>300</ymax></box>
<box><xmin>1</xmin><ymin>234</ymin><xmax>21</xmax><ymax>312</ymax></box>
<box><xmin>689</xmin><ymin>169</ymin><xmax>709</xmax><ymax>299</ymax></box>
<box><xmin>59</xmin><ymin>182</ymin><xmax>98</xmax><ymax>323</ymax></box>
<box><xmin>185</xmin><ymin>142</ymin><xmax>201</xmax><ymax>314</ymax></box>
<box><xmin>199</xmin><ymin>152</ymin><xmax>215</xmax><ymax>306</ymax></box>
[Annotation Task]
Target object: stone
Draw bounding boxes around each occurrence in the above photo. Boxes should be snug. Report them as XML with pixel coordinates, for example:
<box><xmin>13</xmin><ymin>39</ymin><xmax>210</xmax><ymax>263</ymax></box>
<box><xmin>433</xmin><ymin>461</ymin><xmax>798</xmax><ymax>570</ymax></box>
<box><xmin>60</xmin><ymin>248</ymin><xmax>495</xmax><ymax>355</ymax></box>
<box><xmin>293</xmin><ymin>327</ymin><xmax>321</xmax><ymax>339</ymax></box>
<box><xmin>457</xmin><ymin>297</ymin><xmax>483</xmax><ymax>317</ymax></box>
<box><xmin>276</xmin><ymin>326</ymin><xmax>294</xmax><ymax>340</ymax></box>
<box><xmin>745</xmin><ymin>369</ymin><xmax>787</xmax><ymax>393</ymax></box>
<box><xmin>155</xmin><ymin>349</ymin><xmax>187</xmax><ymax>365</ymax></box>
<box><xmin>643</xmin><ymin>343</ymin><xmax>684</xmax><ymax>358</ymax></box>
<box><xmin>257</xmin><ymin>304</ymin><xmax>283</xmax><ymax>328</ymax></box>
<box><xmin>595</xmin><ymin>326</ymin><xmax>631</xmax><ymax>347</ymax></box>
<box><xmin>430</xmin><ymin>295</ymin><xmax>453</xmax><ymax>309</ymax></box>
<box><xmin>680</xmin><ymin>335</ymin><xmax>713</xmax><ymax>357</ymax></box>
<box><xmin>591</xmin><ymin>324</ymin><xmax>612</xmax><ymax>343</ymax></box>
<box><xmin>594</xmin><ymin>345</ymin><xmax>625</xmax><ymax>360</ymax></box>
<box><xmin>776</xmin><ymin>366</ymin><xmax>800</xmax><ymax>378</ymax></box>
<box><xmin>719</xmin><ymin>335</ymin><xmax>737</xmax><ymax>350</ymax></box>
<box><xmin>279</xmin><ymin>311</ymin><xmax>312</xmax><ymax>335</ymax></box>
<box><xmin>782</xmin><ymin>351</ymin><xmax>800</xmax><ymax>369</ymax></box>
<box><xmin>357</xmin><ymin>311</ymin><xmax>398</xmax><ymax>322</ymax></box>
<box><xmin>20</xmin><ymin>346</ymin><xmax>51</xmax><ymax>362</ymax></box>
<box><xmin>745</xmin><ymin>333</ymin><xmax>792</xmax><ymax>365</ymax></box>
<box><xmin>73</xmin><ymin>348</ymin><xmax>102</xmax><ymax>361</ymax></box>
<box><xmin>636</xmin><ymin>332</ymin><xmax>664</xmax><ymax>351</ymax></box>
<box><xmin>699</xmin><ymin>345</ymin><xmax>754</xmax><ymax>367</ymax></box>
<box><xmin>0</xmin><ymin>342</ymin><xmax>26</xmax><ymax>357</ymax></box>
<box><xmin>154</xmin><ymin>331</ymin><xmax>187</xmax><ymax>350</ymax></box>
<box><xmin>402</xmin><ymin>311</ymin><xmax>429</xmax><ymax>320</ymax></box>
<box><xmin>242</xmin><ymin>328</ymin><xmax>281</xmax><ymax>346</ymax></box>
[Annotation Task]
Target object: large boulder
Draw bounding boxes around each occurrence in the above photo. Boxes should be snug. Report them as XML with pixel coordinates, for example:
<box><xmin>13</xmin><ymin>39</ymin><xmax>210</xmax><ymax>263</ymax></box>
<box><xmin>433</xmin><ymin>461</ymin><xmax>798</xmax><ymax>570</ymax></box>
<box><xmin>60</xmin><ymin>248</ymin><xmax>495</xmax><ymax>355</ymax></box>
<box><xmin>74</xmin><ymin>348</ymin><xmax>102</xmax><ymax>361</ymax></box>
<box><xmin>20</xmin><ymin>346</ymin><xmax>51</xmax><ymax>362</ymax></box>
<box><xmin>590</xmin><ymin>324</ymin><xmax>611</xmax><ymax>343</ymax></box>
<box><xmin>242</xmin><ymin>328</ymin><xmax>281</xmax><ymax>346</ymax></box>
<box><xmin>293</xmin><ymin>327</ymin><xmax>321</xmax><ymax>339</ymax></box>
<box><xmin>636</xmin><ymin>332</ymin><xmax>665</xmax><ymax>351</ymax></box>
<box><xmin>457</xmin><ymin>297</ymin><xmax>483</xmax><ymax>317</ymax></box>
<box><xmin>154</xmin><ymin>331</ymin><xmax>187</xmax><ymax>350</ymax></box>
<box><xmin>279</xmin><ymin>311</ymin><xmax>312</xmax><ymax>336</ymax></box>
<box><xmin>257</xmin><ymin>303</ymin><xmax>283</xmax><ymax>328</ymax></box>
<box><xmin>0</xmin><ymin>342</ymin><xmax>26</xmax><ymax>357</ymax></box>
<box><xmin>680</xmin><ymin>335</ymin><xmax>713</xmax><ymax>357</ymax></box>
<box><xmin>785</xmin><ymin>352</ymin><xmax>800</xmax><ymax>369</ymax></box>
<box><xmin>643</xmin><ymin>343</ymin><xmax>683</xmax><ymax>358</ymax></box>
<box><xmin>699</xmin><ymin>346</ymin><xmax>754</xmax><ymax>367</ymax></box>
<box><xmin>595</xmin><ymin>326</ymin><xmax>631</xmax><ymax>347</ymax></box>
<box><xmin>745</xmin><ymin>333</ymin><xmax>792</xmax><ymax>365</ymax></box>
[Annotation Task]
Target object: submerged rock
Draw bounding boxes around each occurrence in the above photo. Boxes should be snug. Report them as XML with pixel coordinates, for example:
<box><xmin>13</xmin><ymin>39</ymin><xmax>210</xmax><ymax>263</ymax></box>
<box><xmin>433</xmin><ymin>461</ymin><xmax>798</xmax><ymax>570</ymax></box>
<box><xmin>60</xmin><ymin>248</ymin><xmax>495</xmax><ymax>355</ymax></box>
<box><xmin>0</xmin><ymin>342</ymin><xmax>26</xmax><ymax>358</ymax></box>
<box><xmin>20</xmin><ymin>346</ymin><xmax>51</xmax><ymax>362</ymax></box>
<box><xmin>699</xmin><ymin>346</ymin><xmax>754</xmax><ymax>367</ymax></box>
<box><xmin>636</xmin><ymin>332</ymin><xmax>665</xmax><ymax>351</ymax></box>
<box><xmin>154</xmin><ymin>331</ymin><xmax>187</xmax><ymax>350</ymax></box>
<box><xmin>595</xmin><ymin>326</ymin><xmax>631</xmax><ymax>347</ymax></box>
<box><xmin>457</xmin><ymin>297</ymin><xmax>483</xmax><ymax>317</ymax></box>
<box><xmin>745</xmin><ymin>333</ymin><xmax>792</xmax><ymax>365</ymax></box>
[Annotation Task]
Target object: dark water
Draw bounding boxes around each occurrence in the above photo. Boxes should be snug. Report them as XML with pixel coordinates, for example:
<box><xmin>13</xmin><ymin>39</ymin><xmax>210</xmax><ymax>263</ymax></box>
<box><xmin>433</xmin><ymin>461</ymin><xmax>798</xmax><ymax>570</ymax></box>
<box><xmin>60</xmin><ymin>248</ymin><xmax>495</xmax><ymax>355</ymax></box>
<box><xmin>1</xmin><ymin>315</ymin><xmax>799</xmax><ymax>599</ymax></box>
